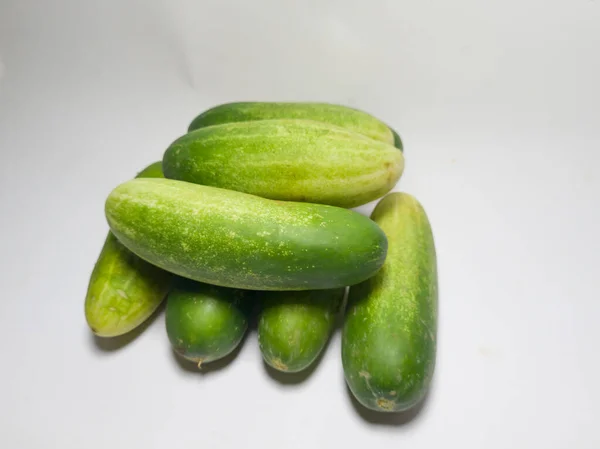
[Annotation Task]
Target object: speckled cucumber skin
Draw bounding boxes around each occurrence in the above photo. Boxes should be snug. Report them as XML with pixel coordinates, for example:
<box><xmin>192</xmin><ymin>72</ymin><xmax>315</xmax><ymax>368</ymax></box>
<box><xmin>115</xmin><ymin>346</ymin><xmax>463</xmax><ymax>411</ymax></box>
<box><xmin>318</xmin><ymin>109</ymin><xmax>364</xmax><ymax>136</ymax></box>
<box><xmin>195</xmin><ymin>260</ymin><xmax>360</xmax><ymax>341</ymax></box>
<box><xmin>105</xmin><ymin>178</ymin><xmax>388</xmax><ymax>291</ymax></box>
<box><xmin>342</xmin><ymin>193</ymin><xmax>437</xmax><ymax>412</ymax></box>
<box><xmin>163</xmin><ymin>119</ymin><xmax>404</xmax><ymax>208</ymax></box>
<box><xmin>188</xmin><ymin>102</ymin><xmax>395</xmax><ymax>145</ymax></box>
<box><xmin>166</xmin><ymin>278</ymin><xmax>253</xmax><ymax>367</ymax></box>
<box><xmin>258</xmin><ymin>288</ymin><xmax>345</xmax><ymax>373</ymax></box>
<box><xmin>85</xmin><ymin>162</ymin><xmax>171</xmax><ymax>337</ymax></box>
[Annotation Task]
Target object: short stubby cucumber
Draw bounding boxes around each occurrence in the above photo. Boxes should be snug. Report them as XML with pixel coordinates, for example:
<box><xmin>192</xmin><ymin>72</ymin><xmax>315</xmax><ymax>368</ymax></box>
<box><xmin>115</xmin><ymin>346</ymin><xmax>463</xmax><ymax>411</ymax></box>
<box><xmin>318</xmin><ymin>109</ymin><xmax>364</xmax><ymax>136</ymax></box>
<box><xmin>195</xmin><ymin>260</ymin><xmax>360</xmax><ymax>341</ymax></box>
<box><xmin>187</xmin><ymin>102</ymin><xmax>396</xmax><ymax>145</ymax></box>
<box><xmin>342</xmin><ymin>192</ymin><xmax>437</xmax><ymax>412</ymax></box>
<box><xmin>258</xmin><ymin>288</ymin><xmax>345</xmax><ymax>373</ymax></box>
<box><xmin>105</xmin><ymin>178</ymin><xmax>388</xmax><ymax>291</ymax></box>
<box><xmin>166</xmin><ymin>278</ymin><xmax>254</xmax><ymax>367</ymax></box>
<box><xmin>163</xmin><ymin>119</ymin><xmax>404</xmax><ymax>208</ymax></box>
<box><xmin>85</xmin><ymin>161</ymin><xmax>171</xmax><ymax>337</ymax></box>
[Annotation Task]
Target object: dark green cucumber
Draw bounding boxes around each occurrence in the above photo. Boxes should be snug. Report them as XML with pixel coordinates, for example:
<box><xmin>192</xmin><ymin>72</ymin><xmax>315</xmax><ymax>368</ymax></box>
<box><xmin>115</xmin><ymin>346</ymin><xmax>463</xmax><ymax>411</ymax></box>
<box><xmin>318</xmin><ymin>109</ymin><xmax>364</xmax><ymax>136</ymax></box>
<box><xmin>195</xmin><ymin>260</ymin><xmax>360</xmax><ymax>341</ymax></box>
<box><xmin>85</xmin><ymin>162</ymin><xmax>171</xmax><ymax>337</ymax></box>
<box><xmin>389</xmin><ymin>127</ymin><xmax>404</xmax><ymax>151</ymax></box>
<box><xmin>258</xmin><ymin>288</ymin><xmax>345</xmax><ymax>373</ymax></box>
<box><xmin>105</xmin><ymin>178</ymin><xmax>387</xmax><ymax>291</ymax></box>
<box><xmin>166</xmin><ymin>278</ymin><xmax>253</xmax><ymax>367</ymax></box>
<box><xmin>342</xmin><ymin>192</ymin><xmax>437</xmax><ymax>412</ymax></box>
<box><xmin>163</xmin><ymin>119</ymin><xmax>403</xmax><ymax>208</ymax></box>
<box><xmin>188</xmin><ymin>102</ymin><xmax>395</xmax><ymax>145</ymax></box>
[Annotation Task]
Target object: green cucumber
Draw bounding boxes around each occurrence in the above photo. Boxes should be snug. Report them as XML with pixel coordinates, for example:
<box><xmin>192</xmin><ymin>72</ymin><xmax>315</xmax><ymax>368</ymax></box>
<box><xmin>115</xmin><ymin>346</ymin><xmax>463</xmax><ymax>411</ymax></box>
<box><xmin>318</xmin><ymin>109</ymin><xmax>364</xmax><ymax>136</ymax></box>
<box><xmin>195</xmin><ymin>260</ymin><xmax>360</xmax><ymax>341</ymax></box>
<box><xmin>258</xmin><ymin>288</ymin><xmax>345</xmax><ymax>373</ymax></box>
<box><xmin>135</xmin><ymin>161</ymin><xmax>164</xmax><ymax>178</ymax></box>
<box><xmin>390</xmin><ymin>127</ymin><xmax>404</xmax><ymax>151</ymax></box>
<box><xmin>166</xmin><ymin>278</ymin><xmax>253</xmax><ymax>367</ymax></box>
<box><xmin>105</xmin><ymin>178</ymin><xmax>387</xmax><ymax>291</ymax></box>
<box><xmin>188</xmin><ymin>102</ymin><xmax>395</xmax><ymax>145</ymax></box>
<box><xmin>342</xmin><ymin>192</ymin><xmax>437</xmax><ymax>412</ymax></box>
<box><xmin>163</xmin><ymin>119</ymin><xmax>404</xmax><ymax>208</ymax></box>
<box><xmin>85</xmin><ymin>162</ymin><xmax>171</xmax><ymax>337</ymax></box>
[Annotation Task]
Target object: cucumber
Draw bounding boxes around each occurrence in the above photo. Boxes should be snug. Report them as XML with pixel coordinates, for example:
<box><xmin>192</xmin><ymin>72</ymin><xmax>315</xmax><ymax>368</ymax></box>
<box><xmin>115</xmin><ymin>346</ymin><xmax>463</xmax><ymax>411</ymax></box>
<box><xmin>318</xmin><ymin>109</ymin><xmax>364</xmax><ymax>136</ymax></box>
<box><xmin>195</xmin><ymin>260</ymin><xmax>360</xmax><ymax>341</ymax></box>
<box><xmin>390</xmin><ymin>127</ymin><xmax>404</xmax><ymax>151</ymax></box>
<box><xmin>85</xmin><ymin>161</ymin><xmax>171</xmax><ymax>337</ymax></box>
<box><xmin>188</xmin><ymin>102</ymin><xmax>395</xmax><ymax>145</ymax></box>
<box><xmin>258</xmin><ymin>288</ymin><xmax>345</xmax><ymax>373</ymax></box>
<box><xmin>166</xmin><ymin>278</ymin><xmax>253</xmax><ymax>367</ymax></box>
<box><xmin>105</xmin><ymin>178</ymin><xmax>387</xmax><ymax>291</ymax></box>
<box><xmin>342</xmin><ymin>192</ymin><xmax>437</xmax><ymax>412</ymax></box>
<box><xmin>163</xmin><ymin>119</ymin><xmax>404</xmax><ymax>208</ymax></box>
<box><xmin>136</xmin><ymin>161</ymin><xmax>164</xmax><ymax>178</ymax></box>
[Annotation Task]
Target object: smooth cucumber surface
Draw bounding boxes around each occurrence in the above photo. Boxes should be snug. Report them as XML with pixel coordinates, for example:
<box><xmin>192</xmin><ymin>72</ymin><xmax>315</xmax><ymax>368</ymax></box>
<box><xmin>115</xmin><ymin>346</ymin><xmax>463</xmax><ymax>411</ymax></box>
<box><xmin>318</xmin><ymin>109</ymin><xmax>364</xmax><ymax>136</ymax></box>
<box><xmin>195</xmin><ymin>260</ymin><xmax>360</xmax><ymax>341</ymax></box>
<box><xmin>105</xmin><ymin>178</ymin><xmax>388</xmax><ymax>291</ymax></box>
<box><xmin>342</xmin><ymin>192</ymin><xmax>437</xmax><ymax>412</ymax></box>
<box><xmin>166</xmin><ymin>278</ymin><xmax>253</xmax><ymax>367</ymax></box>
<box><xmin>188</xmin><ymin>102</ymin><xmax>395</xmax><ymax>145</ymax></box>
<box><xmin>258</xmin><ymin>288</ymin><xmax>345</xmax><ymax>373</ymax></box>
<box><xmin>163</xmin><ymin>119</ymin><xmax>403</xmax><ymax>208</ymax></box>
<box><xmin>85</xmin><ymin>161</ymin><xmax>171</xmax><ymax>337</ymax></box>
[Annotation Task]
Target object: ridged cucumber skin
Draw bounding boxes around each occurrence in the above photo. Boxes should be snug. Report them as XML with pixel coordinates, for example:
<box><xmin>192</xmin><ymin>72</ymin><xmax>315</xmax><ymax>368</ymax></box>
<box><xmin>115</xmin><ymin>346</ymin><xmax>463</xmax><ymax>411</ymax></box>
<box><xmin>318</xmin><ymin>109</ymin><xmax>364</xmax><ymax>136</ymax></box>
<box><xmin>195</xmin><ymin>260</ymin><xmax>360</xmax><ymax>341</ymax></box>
<box><xmin>188</xmin><ymin>102</ymin><xmax>395</xmax><ymax>145</ymax></box>
<box><xmin>342</xmin><ymin>193</ymin><xmax>437</xmax><ymax>412</ymax></box>
<box><xmin>105</xmin><ymin>178</ymin><xmax>387</xmax><ymax>291</ymax></box>
<box><xmin>85</xmin><ymin>162</ymin><xmax>171</xmax><ymax>337</ymax></box>
<box><xmin>166</xmin><ymin>278</ymin><xmax>253</xmax><ymax>367</ymax></box>
<box><xmin>163</xmin><ymin>119</ymin><xmax>404</xmax><ymax>209</ymax></box>
<box><xmin>258</xmin><ymin>288</ymin><xmax>345</xmax><ymax>373</ymax></box>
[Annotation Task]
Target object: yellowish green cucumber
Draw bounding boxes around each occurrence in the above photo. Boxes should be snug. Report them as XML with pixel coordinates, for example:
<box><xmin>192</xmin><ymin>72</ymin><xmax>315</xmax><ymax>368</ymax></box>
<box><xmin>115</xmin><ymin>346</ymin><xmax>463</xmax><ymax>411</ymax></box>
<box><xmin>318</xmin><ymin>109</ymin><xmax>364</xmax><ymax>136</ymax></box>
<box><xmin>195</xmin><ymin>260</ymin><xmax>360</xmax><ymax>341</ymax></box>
<box><xmin>342</xmin><ymin>192</ymin><xmax>437</xmax><ymax>412</ymax></box>
<box><xmin>163</xmin><ymin>119</ymin><xmax>404</xmax><ymax>208</ymax></box>
<box><xmin>105</xmin><ymin>178</ymin><xmax>387</xmax><ymax>291</ymax></box>
<box><xmin>85</xmin><ymin>162</ymin><xmax>171</xmax><ymax>337</ymax></box>
<box><xmin>258</xmin><ymin>288</ymin><xmax>345</xmax><ymax>373</ymax></box>
<box><xmin>166</xmin><ymin>278</ymin><xmax>254</xmax><ymax>368</ymax></box>
<box><xmin>188</xmin><ymin>102</ymin><xmax>396</xmax><ymax>145</ymax></box>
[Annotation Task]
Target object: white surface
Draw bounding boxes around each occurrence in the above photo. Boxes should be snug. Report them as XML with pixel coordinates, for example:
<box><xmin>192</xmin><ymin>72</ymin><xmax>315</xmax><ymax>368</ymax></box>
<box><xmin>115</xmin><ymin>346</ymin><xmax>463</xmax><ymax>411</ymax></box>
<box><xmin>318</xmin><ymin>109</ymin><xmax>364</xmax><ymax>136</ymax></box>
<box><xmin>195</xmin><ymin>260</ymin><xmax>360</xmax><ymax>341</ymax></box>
<box><xmin>1</xmin><ymin>1</ymin><xmax>599</xmax><ymax>447</ymax></box>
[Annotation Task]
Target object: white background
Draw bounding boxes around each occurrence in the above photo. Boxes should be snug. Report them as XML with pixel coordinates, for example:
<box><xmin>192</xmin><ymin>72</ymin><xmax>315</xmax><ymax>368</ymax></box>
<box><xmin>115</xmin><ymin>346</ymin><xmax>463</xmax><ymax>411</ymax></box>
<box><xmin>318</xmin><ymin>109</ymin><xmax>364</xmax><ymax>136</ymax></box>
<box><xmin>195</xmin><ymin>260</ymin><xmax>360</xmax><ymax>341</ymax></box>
<box><xmin>1</xmin><ymin>0</ymin><xmax>599</xmax><ymax>447</ymax></box>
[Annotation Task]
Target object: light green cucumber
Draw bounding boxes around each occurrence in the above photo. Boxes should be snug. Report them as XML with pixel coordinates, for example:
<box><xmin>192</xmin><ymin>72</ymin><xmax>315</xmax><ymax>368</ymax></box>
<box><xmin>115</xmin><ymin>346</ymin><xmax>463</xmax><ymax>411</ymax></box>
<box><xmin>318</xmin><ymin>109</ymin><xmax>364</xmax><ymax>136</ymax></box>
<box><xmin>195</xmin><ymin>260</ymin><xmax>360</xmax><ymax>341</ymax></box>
<box><xmin>258</xmin><ymin>288</ymin><xmax>345</xmax><ymax>373</ymax></box>
<box><xmin>85</xmin><ymin>162</ymin><xmax>171</xmax><ymax>337</ymax></box>
<box><xmin>164</xmin><ymin>119</ymin><xmax>404</xmax><ymax>208</ymax></box>
<box><xmin>188</xmin><ymin>102</ymin><xmax>396</xmax><ymax>145</ymax></box>
<box><xmin>105</xmin><ymin>178</ymin><xmax>387</xmax><ymax>291</ymax></box>
<box><xmin>166</xmin><ymin>278</ymin><xmax>253</xmax><ymax>368</ymax></box>
<box><xmin>342</xmin><ymin>192</ymin><xmax>437</xmax><ymax>412</ymax></box>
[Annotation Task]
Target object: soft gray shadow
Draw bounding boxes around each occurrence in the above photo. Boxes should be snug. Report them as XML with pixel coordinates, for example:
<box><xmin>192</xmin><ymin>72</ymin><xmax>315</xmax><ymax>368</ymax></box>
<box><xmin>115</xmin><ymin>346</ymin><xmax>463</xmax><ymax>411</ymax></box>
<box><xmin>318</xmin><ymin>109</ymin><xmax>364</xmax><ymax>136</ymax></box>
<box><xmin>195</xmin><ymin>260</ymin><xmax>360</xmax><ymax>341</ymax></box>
<box><xmin>171</xmin><ymin>329</ymin><xmax>248</xmax><ymax>374</ymax></box>
<box><xmin>90</xmin><ymin>300</ymin><xmax>166</xmax><ymax>352</ymax></box>
<box><xmin>346</xmin><ymin>384</ymin><xmax>430</xmax><ymax>425</ymax></box>
<box><xmin>263</xmin><ymin>357</ymin><xmax>320</xmax><ymax>385</ymax></box>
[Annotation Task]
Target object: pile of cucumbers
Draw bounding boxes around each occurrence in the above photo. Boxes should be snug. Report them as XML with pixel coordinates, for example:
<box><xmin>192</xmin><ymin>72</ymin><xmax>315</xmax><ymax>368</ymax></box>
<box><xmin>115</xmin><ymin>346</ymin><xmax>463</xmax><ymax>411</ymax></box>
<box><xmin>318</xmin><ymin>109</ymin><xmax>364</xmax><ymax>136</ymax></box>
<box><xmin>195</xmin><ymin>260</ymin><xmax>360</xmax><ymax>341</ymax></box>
<box><xmin>85</xmin><ymin>102</ymin><xmax>437</xmax><ymax>413</ymax></box>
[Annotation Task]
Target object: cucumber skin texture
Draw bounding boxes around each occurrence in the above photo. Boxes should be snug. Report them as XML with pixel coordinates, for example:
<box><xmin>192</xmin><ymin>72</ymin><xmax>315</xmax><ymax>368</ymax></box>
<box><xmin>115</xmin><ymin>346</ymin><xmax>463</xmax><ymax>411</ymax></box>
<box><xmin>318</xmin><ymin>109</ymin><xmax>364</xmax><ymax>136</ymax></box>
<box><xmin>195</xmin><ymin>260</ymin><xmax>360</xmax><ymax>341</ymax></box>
<box><xmin>163</xmin><ymin>119</ymin><xmax>404</xmax><ymax>209</ymax></box>
<box><xmin>258</xmin><ymin>288</ymin><xmax>345</xmax><ymax>373</ymax></box>
<box><xmin>342</xmin><ymin>193</ymin><xmax>437</xmax><ymax>412</ymax></box>
<box><xmin>85</xmin><ymin>161</ymin><xmax>171</xmax><ymax>337</ymax></box>
<box><xmin>166</xmin><ymin>278</ymin><xmax>253</xmax><ymax>366</ymax></box>
<box><xmin>105</xmin><ymin>178</ymin><xmax>388</xmax><ymax>291</ymax></box>
<box><xmin>188</xmin><ymin>102</ymin><xmax>395</xmax><ymax>145</ymax></box>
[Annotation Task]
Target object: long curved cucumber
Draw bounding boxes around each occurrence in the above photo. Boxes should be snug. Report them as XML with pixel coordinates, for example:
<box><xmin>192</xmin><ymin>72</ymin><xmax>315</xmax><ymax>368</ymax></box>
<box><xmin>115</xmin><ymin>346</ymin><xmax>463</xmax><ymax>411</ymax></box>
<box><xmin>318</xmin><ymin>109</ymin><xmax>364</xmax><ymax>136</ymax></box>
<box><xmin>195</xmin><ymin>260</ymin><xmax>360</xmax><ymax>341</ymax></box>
<box><xmin>85</xmin><ymin>162</ymin><xmax>171</xmax><ymax>337</ymax></box>
<box><xmin>342</xmin><ymin>192</ymin><xmax>437</xmax><ymax>412</ymax></box>
<box><xmin>163</xmin><ymin>119</ymin><xmax>403</xmax><ymax>208</ymax></box>
<box><xmin>105</xmin><ymin>178</ymin><xmax>387</xmax><ymax>291</ymax></box>
<box><xmin>188</xmin><ymin>102</ymin><xmax>395</xmax><ymax>145</ymax></box>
